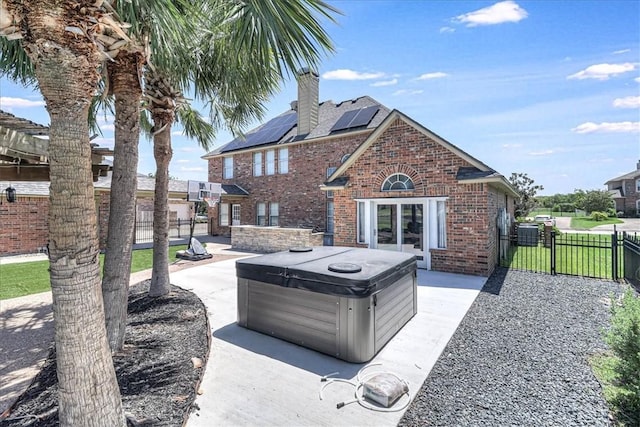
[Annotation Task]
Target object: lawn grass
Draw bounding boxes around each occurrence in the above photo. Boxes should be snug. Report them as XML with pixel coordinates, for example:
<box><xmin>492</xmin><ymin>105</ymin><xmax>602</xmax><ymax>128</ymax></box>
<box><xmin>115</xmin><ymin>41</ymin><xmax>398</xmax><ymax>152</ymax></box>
<box><xmin>529</xmin><ymin>209</ymin><xmax>582</xmax><ymax>218</ymax></box>
<box><xmin>590</xmin><ymin>352</ymin><xmax>640</xmax><ymax>426</ymax></box>
<box><xmin>572</xmin><ymin>216</ymin><xmax>623</xmax><ymax>229</ymax></box>
<box><xmin>0</xmin><ymin>245</ymin><xmax>187</xmax><ymax>300</ymax></box>
<box><xmin>501</xmin><ymin>232</ymin><xmax>622</xmax><ymax>279</ymax></box>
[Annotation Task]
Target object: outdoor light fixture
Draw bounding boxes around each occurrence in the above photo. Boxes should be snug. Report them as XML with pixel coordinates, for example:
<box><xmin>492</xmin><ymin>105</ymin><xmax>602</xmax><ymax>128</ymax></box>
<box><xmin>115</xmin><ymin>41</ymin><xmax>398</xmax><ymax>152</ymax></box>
<box><xmin>4</xmin><ymin>185</ymin><xmax>16</xmax><ymax>203</ymax></box>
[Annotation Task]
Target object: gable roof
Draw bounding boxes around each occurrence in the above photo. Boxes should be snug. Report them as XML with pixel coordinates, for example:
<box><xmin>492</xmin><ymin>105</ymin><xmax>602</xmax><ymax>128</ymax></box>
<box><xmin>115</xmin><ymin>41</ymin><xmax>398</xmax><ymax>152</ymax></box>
<box><xmin>605</xmin><ymin>166</ymin><xmax>640</xmax><ymax>184</ymax></box>
<box><xmin>203</xmin><ymin>96</ymin><xmax>391</xmax><ymax>157</ymax></box>
<box><xmin>325</xmin><ymin>110</ymin><xmax>519</xmax><ymax>198</ymax></box>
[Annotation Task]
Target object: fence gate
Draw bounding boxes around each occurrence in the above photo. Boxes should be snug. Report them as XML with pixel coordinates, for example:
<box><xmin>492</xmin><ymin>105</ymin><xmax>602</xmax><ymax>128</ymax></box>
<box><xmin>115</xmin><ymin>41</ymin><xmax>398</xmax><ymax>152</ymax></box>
<box><xmin>624</xmin><ymin>233</ymin><xmax>640</xmax><ymax>287</ymax></box>
<box><xmin>498</xmin><ymin>225</ymin><xmax>635</xmax><ymax>281</ymax></box>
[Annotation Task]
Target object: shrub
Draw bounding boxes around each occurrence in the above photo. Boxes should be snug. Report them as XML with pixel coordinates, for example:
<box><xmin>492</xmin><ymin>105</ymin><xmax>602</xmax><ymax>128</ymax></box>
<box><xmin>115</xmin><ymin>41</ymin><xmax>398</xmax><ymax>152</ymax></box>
<box><xmin>606</xmin><ymin>208</ymin><xmax>617</xmax><ymax>218</ymax></box>
<box><xmin>605</xmin><ymin>289</ymin><xmax>640</xmax><ymax>418</ymax></box>
<box><xmin>591</xmin><ymin>211</ymin><xmax>608</xmax><ymax>221</ymax></box>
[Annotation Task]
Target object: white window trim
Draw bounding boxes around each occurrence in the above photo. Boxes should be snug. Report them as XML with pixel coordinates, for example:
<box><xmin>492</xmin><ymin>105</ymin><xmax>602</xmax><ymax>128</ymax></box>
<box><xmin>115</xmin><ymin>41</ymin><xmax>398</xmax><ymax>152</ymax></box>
<box><xmin>223</xmin><ymin>156</ymin><xmax>233</xmax><ymax>179</ymax></box>
<box><xmin>278</xmin><ymin>148</ymin><xmax>289</xmax><ymax>174</ymax></box>
<box><xmin>269</xmin><ymin>202</ymin><xmax>279</xmax><ymax>226</ymax></box>
<box><xmin>219</xmin><ymin>203</ymin><xmax>229</xmax><ymax>226</ymax></box>
<box><xmin>253</xmin><ymin>152</ymin><xmax>263</xmax><ymax>176</ymax></box>
<box><xmin>266</xmin><ymin>150</ymin><xmax>275</xmax><ymax>175</ymax></box>
<box><xmin>381</xmin><ymin>173</ymin><xmax>415</xmax><ymax>191</ymax></box>
<box><xmin>232</xmin><ymin>204</ymin><xmax>241</xmax><ymax>226</ymax></box>
<box><xmin>257</xmin><ymin>202</ymin><xmax>266</xmax><ymax>226</ymax></box>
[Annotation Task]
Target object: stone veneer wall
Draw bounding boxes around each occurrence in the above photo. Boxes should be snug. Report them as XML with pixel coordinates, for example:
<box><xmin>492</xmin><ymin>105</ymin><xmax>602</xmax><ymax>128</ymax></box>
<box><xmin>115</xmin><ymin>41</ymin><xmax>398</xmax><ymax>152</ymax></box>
<box><xmin>231</xmin><ymin>225</ymin><xmax>324</xmax><ymax>253</ymax></box>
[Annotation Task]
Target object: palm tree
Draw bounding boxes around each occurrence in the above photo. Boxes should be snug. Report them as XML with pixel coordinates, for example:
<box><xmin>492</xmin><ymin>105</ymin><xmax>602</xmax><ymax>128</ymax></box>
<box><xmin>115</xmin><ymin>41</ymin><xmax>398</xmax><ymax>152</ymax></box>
<box><xmin>145</xmin><ymin>0</ymin><xmax>339</xmax><ymax>296</ymax></box>
<box><xmin>0</xmin><ymin>1</ymin><xmax>127</xmax><ymax>424</ymax></box>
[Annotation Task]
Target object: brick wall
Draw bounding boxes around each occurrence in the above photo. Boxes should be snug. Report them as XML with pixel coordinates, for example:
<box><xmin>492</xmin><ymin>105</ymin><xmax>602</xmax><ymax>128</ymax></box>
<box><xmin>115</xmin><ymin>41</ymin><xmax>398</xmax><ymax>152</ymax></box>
<box><xmin>0</xmin><ymin>197</ymin><xmax>50</xmax><ymax>256</ymax></box>
<box><xmin>333</xmin><ymin>118</ymin><xmax>507</xmax><ymax>277</ymax></box>
<box><xmin>231</xmin><ymin>225</ymin><xmax>324</xmax><ymax>253</ymax></box>
<box><xmin>208</xmin><ymin>133</ymin><xmax>370</xmax><ymax>232</ymax></box>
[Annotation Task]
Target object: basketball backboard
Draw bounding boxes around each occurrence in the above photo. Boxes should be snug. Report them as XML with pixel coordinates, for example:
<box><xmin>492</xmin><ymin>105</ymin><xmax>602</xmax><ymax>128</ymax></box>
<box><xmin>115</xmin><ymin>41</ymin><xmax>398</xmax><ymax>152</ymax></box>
<box><xmin>187</xmin><ymin>181</ymin><xmax>222</xmax><ymax>206</ymax></box>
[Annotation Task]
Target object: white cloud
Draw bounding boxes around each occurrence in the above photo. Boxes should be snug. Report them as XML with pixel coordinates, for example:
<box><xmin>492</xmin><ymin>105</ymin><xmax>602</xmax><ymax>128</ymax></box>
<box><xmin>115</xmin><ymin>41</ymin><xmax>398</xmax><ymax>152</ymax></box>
<box><xmin>180</xmin><ymin>166</ymin><xmax>205</xmax><ymax>172</ymax></box>
<box><xmin>392</xmin><ymin>89</ymin><xmax>424</xmax><ymax>96</ymax></box>
<box><xmin>178</xmin><ymin>147</ymin><xmax>198</xmax><ymax>153</ymax></box>
<box><xmin>321</xmin><ymin>69</ymin><xmax>385</xmax><ymax>80</ymax></box>
<box><xmin>502</xmin><ymin>143</ymin><xmax>523</xmax><ymax>148</ymax></box>
<box><xmin>416</xmin><ymin>72</ymin><xmax>448</xmax><ymax>80</ymax></box>
<box><xmin>171</xmin><ymin>130</ymin><xmax>185</xmax><ymax>136</ymax></box>
<box><xmin>528</xmin><ymin>149</ymin><xmax>554</xmax><ymax>156</ymax></box>
<box><xmin>176</xmin><ymin>159</ymin><xmax>190</xmax><ymax>163</ymax></box>
<box><xmin>613</xmin><ymin>49</ymin><xmax>630</xmax><ymax>54</ymax></box>
<box><xmin>439</xmin><ymin>26</ymin><xmax>455</xmax><ymax>33</ymax></box>
<box><xmin>370</xmin><ymin>78</ymin><xmax>398</xmax><ymax>87</ymax></box>
<box><xmin>571</xmin><ymin>121</ymin><xmax>640</xmax><ymax>134</ymax></box>
<box><xmin>567</xmin><ymin>63</ymin><xmax>636</xmax><ymax>80</ymax></box>
<box><xmin>635</xmin><ymin>77</ymin><xmax>640</xmax><ymax>83</ymax></box>
<box><xmin>454</xmin><ymin>1</ymin><xmax>528</xmax><ymax>27</ymax></box>
<box><xmin>100</xmin><ymin>123</ymin><xmax>115</xmax><ymax>132</ymax></box>
<box><xmin>0</xmin><ymin>97</ymin><xmax>46</xmax><ymax>108</ymax></box>
<box><xmin>613</xmin><ymin>96</ymin><xmax>640</xmax><ymax>108</ymax></box>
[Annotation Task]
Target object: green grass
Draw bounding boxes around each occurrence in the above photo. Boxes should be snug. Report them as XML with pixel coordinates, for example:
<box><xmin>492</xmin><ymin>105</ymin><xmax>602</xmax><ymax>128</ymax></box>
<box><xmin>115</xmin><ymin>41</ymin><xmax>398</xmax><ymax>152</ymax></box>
<box><xmin>501</xmin><ymin>233</ymin><xmax>622</xmax><ymax>278</ymax></box>
<box><xmin>529</xmin><ymin>209</ymin><xmax>582</xmax><ymax>218</ymax></box>
<box><xmin>0</xmin><ymin>245</ymin><xmax>187</xmax><ymax>300</ymax></box>
<box><xmin>590</xmin><ymin>352</ymin><xmax>640</xmax><ymax>426</ymax></box>
<box><xmin>572</xmin><ymin>216</ymin><xmax>623</xmax><ymax>229</ymax></box>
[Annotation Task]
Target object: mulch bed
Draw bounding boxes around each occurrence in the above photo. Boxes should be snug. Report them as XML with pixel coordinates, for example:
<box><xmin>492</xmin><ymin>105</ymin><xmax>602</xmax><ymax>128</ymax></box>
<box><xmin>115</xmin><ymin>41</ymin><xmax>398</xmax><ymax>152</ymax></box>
<box><xmin>1</xmin><ymin>281</ymin><xmax>210</xmax><ymax>427</ymax></box>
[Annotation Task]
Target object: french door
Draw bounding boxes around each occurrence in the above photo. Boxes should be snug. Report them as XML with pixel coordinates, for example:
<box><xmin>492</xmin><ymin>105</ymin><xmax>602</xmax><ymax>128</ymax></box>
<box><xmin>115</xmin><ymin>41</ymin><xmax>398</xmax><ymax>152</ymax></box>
<box><xmin>374</xmin><ymin>202</ymin><xmax>425</xmax><ymax>268</ymax></box>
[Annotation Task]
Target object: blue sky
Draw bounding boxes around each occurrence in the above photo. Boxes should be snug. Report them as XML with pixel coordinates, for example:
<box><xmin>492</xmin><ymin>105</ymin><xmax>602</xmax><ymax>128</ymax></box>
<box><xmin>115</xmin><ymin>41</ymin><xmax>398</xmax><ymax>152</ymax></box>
<box><xmin>1</xmin><ymin>0</ymin><xmax>638</xmax><ymax>195</ymax></box>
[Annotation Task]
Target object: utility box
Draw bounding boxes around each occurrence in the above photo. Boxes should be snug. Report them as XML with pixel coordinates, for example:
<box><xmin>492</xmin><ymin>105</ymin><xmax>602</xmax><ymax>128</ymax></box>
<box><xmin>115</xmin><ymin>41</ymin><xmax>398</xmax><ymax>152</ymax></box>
<box><xmin>236</xmin><ymin>247</ymin><xmax>417</xmax><ymax>363</ymax></box>
<box><xmin>517</xmin><ymin>223</ymin><xmax>539</xmax><ymax>246</ymax></box>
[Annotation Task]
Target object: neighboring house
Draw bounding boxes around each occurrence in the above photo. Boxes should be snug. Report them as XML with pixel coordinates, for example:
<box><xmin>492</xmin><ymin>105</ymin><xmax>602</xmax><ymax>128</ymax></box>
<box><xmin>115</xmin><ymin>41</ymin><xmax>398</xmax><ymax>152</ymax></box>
<box><xmin>0</xmin><ymin>174</ymin><xmax>194</xmax><ymax>256</ymax></box>
<box><xmin>204</xmin><ymin>69</ymin><xmax>518</xmax><ymax>277</ymax></box>
<box><xmin>605</xmin><ymin>160</ymin><xmax>640</xmax><ymax>216</ymax></box>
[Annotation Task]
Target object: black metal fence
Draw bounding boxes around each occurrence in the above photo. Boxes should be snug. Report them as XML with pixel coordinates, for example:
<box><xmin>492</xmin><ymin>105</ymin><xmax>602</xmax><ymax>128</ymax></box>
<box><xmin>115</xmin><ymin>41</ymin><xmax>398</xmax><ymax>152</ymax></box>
<box><xmin>499</xmin><ymin>225</ymin><xmax>639</xmax><ymax>281</ymax></box>
<box><xmin>134</xmin><ymin>218</ymin><xmax>209</xmax><ymax>244</ymax></box>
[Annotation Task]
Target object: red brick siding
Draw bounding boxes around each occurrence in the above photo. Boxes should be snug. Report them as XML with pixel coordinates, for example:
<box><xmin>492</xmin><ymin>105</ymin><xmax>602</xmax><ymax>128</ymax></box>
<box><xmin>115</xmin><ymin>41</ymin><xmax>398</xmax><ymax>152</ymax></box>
<box><xmin>208</xmin><ymin>133</ymin><xmax>370</xmax><ymax>232</ymax></box>
<box><xmin>333</xmin><ymin>118</ymin><xmax>506</xmax><ymax>276</ymax></box>
<box><xmin>0</xmin><ymin>197</ymin><xmax>50</xmax><ymax>255</ymax></box>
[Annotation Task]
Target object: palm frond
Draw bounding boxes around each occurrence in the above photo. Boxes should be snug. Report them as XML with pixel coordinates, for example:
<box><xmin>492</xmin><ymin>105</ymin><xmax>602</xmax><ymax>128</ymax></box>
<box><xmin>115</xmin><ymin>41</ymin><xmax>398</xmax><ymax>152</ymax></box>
<box><xmin>175</xmin><ymin>105</ymin><xmax>216</xmax><ymax>150</ymax></box>
<box><xmin>0</xmin><ymin>38</ymin><xmax>37</xmax><ymax>86</ymax></box>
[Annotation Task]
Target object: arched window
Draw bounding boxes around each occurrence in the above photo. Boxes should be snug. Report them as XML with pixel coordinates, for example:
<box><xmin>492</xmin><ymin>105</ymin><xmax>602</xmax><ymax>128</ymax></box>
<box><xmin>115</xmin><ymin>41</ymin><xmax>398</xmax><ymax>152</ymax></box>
<box><xmin>341</xmin><ymin>153</ymin><xmax>351</xmax><ymax>163</ymax></box>
<box><xmin>381</xmin><ymin>173</ymin><xmax>414</xmax><ymax>191</ymax></box>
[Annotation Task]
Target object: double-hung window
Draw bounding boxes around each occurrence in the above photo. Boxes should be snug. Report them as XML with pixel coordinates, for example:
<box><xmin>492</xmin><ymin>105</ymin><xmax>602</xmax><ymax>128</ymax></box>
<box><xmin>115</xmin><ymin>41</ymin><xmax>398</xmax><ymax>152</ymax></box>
<box><xmin>278</xmin><ymin>148</ymin><xmax>288</xmax><ymax>174</ymax></box>
<box><xmin>257</xmin><ymin>203</ymin><xmax>267</xmax><ymax>226</ymax></box>
<box><xmin>253</xmin><ymin>152</ymin><xmax>263</xmax><ymax>176</ymax></box>
<box><xmin>327</xmin><ymin>201</ymin><xmax>334</xmax><ymax>234</ymax></box>
<box><xmin>219</xmin><ymin>203</ymin><xmax>229</xmax><ymax>226</ymax></box>
<box><xmin>223</xmin><ymin>156</ymin><xmax>233</xmax><ymax>179</ymax></box>
<box><xmin>266</xmin><ymin>150</ymin><xmax>275</xmax><ymax>175</ymax></box>
<box><xmin>269</xmin><ymin>202</ymin><xmax>279</xmax><ymax>226</ymax></box>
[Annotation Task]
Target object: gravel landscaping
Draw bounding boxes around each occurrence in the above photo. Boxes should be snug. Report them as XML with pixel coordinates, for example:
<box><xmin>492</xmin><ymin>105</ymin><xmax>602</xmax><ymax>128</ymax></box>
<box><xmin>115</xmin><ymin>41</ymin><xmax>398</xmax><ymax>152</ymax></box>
<box><xmin>399</xmin><ymin>267</ymin><xmax>626</xmax><ymax>427</ymax></box>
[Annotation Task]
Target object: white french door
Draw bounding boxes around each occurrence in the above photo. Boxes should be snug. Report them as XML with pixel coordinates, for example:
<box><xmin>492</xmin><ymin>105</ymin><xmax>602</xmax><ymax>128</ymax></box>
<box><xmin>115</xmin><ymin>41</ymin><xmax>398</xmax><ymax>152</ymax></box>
<box><xmin>372</xmin><ymin>200</ymin><xmax>427</xmax><ymax>269</ymax></box>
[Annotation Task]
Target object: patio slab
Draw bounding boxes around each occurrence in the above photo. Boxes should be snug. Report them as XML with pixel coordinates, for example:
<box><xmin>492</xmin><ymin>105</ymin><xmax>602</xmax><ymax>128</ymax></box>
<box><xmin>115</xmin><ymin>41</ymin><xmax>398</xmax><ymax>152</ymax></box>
<box><xmin>171</xmin><ymin>257</ymin><xmax>487</xmax><ymax>427</ymax></box>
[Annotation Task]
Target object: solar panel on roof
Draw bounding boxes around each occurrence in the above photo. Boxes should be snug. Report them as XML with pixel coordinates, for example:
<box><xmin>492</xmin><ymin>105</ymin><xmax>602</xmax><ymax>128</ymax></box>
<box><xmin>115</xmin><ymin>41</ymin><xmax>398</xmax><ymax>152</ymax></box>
<box><xmin>222</xmin><ymin>112</ymin><xmax>297</xmax><ymax>153</ymax></box>
<box><xmin>330</xmin><ymin>105</ymin><xmax>379</xmax><ymax>132</ymax></box>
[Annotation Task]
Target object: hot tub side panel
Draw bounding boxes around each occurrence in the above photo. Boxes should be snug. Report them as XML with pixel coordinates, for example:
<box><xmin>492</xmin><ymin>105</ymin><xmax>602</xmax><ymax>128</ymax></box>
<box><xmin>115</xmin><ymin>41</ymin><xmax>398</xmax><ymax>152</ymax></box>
<box><xmin>374</xmin><ymin>271</ymin><xmax>417</xmax><ymax>354</ymax></box>
<box><xmin>238</xmin><ymin>278</ymin><xmax>341</xmax><ymax>358</ymax></box>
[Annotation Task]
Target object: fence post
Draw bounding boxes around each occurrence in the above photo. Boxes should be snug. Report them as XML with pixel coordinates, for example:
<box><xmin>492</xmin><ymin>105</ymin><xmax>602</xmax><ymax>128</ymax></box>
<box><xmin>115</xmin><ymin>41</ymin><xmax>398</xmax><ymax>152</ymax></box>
<box><xmin>612</xmin><ymin>226</ymin><xmax>618</xmax><ymax>281</ymax></box>
<box><xmin>550</xmin><ymin>230</ymin><xmax>556</xmax><ymax>275</ymax></box>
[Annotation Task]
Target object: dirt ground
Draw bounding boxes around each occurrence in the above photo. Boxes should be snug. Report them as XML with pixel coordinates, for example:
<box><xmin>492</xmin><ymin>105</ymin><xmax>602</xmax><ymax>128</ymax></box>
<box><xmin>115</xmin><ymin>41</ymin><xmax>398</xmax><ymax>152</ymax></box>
<box><xmin>0</xmin><ymin>254</ymin><xmax>239</xmax><ymax>427</ymax></box>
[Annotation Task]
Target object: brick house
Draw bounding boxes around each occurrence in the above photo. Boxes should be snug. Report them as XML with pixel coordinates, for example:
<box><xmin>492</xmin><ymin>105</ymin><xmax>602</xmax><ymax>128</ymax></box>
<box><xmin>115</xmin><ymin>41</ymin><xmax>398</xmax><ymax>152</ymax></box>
<box><xmin>605</xmin><ymin>160</ymin><xmax>640</xmax><ymax>216</ymax></box>
<box><xmin>0</xmin><ymin>175</ymin><xmax>194</xmax><ymax>256</ymax></box>
<box><xmin>204</xmin><ymin>69</ymin><xmax>518</xmax><ymax>276</ymax></box>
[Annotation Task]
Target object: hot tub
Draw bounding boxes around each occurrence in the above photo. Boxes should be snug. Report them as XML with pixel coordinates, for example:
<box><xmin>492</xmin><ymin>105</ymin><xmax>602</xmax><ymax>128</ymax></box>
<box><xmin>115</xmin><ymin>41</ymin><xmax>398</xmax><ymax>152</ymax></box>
<box><xmin>236</xmin><ymin>247</ymin><xmax>417</xmax><ymax>363</ymax></box>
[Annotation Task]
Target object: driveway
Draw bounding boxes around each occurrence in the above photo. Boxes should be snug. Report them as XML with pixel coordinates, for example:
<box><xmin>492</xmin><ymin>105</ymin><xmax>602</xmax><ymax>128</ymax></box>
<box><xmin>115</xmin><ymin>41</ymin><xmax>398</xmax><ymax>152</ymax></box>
<box><xmin>555</xmin><ymin>217</ymin><xmax>640</xmax><ymax>234</ymax></box>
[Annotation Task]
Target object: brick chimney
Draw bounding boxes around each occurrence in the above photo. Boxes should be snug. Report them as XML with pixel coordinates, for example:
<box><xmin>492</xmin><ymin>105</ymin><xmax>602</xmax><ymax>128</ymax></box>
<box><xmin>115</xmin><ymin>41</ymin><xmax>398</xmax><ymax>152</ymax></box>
<box><xmin>296</xmin><ymin>68</ymin><xmax>319</xmax><ymax>135</ymax></box>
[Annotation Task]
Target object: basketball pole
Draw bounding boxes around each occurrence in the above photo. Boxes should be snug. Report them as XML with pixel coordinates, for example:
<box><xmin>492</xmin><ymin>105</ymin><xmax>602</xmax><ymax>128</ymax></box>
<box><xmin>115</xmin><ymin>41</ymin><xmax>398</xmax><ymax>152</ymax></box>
<box><xmin>188</xmin><ymin>200</ymin><xmax>199</xmax><ymax>250</ymax></box>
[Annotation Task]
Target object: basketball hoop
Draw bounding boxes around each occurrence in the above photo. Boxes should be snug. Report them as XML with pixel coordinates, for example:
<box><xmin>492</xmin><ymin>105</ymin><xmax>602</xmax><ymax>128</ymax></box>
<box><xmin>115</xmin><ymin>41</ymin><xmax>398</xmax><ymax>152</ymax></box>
<box><xmin>203</xmin><ymin>195</ymin><xmax>219</xmax><ymax>208</ymax></box>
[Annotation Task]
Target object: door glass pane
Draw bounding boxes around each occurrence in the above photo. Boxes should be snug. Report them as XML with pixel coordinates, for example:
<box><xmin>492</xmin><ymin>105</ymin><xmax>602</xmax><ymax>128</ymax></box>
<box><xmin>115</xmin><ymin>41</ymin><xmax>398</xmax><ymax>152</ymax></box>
<box><xmin>377</xmin><ymin>204</ymin><xmax>397</xmax><ymax>251</ymax></box>
<box><xmin>402</xmin><ymin>204</ymin><xmax>423</xmax><ymax>260</ymax></box>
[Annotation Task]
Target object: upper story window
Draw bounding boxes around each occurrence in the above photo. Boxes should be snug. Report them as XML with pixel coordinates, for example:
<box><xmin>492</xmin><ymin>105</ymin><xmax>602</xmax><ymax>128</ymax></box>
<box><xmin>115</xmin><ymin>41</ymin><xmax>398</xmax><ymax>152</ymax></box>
<box><xmin>278</xmin><ymin>148</ymin><xmax>288</xmax><ymax>174</ymax></box>
<box><xmin>266</xmin><ymin>150</ymin><xmax>275</xmax><ymax>175</ymax></box>
<box><xmin>636</xmin><ymin>178</ymin><xmax>640</xmax><ymax>192</ymax></box>
<box><xmin>381</xmin><ymin>173</ymin><xmax>414</xmax><ymax>191</ymax></box>
<box><xmin>253</xmin><ymin>152</ymin><xmax>263</xmax><ymax>176</ymax></box>
<box><xmin>341</xmin><ymin>153</ymin><xmax>351</xmax><ymax>163</ymax></box>
<box><xmin>223</xmin><ymin>156</ymin><xmax>233</xmax><ymax>179</ymax></box>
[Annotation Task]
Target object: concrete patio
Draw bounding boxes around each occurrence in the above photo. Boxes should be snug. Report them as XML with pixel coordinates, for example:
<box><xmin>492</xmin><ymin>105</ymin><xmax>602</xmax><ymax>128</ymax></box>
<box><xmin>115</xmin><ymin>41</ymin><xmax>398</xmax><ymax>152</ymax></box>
<box><xmin>172</xmin><ymin>257</ymin><xmax>487</xmax><ymax>427</ymax></box>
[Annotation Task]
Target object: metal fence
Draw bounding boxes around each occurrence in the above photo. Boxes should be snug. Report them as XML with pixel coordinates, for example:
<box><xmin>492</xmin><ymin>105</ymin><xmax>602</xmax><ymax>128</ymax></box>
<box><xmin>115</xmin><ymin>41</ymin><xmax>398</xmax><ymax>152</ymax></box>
<box><xmin>498</xmin><ymin>225</ymin><xmax>639</xmax><ymax>281</ymax></box>
<box><xmin>134</xmin><ymin>218</ymin><xmax>209</xmax><ymax>244</ymax></box>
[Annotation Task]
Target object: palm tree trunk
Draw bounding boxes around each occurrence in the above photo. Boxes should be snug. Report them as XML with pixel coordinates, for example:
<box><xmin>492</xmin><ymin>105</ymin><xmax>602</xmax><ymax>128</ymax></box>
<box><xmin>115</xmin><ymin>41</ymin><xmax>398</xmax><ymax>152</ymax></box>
<box><xmin>24</xmin><ymin>3</ymin><xmax>124</xmax><ymax>425</ymax></box>
<box><xmin>149</xmin><ymin>112</ymin><xmax>174</xmax><ymax>297</ymax></box>
<box><xmin>102</xmin><ymin>52</ymin><xmax>143</xmax><ymax>352</ymax></box>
